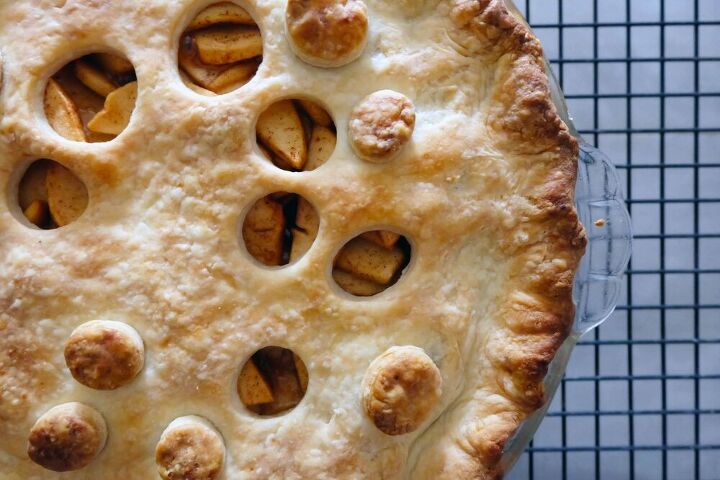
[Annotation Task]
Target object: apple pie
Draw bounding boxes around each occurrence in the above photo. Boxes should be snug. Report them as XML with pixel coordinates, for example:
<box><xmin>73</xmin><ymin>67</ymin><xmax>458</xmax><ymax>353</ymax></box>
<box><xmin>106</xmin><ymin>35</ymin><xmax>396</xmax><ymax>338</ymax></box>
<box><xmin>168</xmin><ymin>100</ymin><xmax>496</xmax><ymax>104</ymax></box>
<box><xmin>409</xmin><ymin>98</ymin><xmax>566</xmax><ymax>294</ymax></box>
<box><xmin>0</xmin><ymin>0</ymin><xmax>586</xmax><ymax>478</ymax></box>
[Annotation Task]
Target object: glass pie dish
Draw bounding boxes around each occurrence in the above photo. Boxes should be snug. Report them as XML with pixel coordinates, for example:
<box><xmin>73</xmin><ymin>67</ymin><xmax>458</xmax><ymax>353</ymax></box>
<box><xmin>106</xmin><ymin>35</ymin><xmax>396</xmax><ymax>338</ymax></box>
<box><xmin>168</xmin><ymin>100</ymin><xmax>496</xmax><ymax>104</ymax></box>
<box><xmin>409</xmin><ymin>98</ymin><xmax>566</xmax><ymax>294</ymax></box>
<box><xmin>499</xmin><ymin>11</ymin><xmax>633</xmax><ymax>471</ymax></box>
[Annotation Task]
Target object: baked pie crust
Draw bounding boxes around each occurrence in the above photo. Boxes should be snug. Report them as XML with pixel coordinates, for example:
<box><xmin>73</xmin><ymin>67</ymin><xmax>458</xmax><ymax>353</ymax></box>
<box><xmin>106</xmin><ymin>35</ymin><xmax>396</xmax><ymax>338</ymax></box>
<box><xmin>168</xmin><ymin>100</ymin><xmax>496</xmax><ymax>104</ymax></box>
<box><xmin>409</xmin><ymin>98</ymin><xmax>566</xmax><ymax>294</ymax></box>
<box><xmin>0</xmin><ymin>0</ymin><xmax>586</xmax><ymax>478</ymax></box>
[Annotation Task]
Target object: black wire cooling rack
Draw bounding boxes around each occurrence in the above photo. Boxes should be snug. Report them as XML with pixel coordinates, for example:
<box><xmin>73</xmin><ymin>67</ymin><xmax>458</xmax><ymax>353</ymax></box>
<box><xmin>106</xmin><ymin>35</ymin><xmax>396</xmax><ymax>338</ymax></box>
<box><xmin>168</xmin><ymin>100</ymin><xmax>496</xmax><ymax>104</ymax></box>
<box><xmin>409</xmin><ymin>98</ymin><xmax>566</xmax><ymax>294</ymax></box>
<box><xmin>507</xmin><ymin>1</ymin><xmax>720</xmax><ymax>479</ymax></box>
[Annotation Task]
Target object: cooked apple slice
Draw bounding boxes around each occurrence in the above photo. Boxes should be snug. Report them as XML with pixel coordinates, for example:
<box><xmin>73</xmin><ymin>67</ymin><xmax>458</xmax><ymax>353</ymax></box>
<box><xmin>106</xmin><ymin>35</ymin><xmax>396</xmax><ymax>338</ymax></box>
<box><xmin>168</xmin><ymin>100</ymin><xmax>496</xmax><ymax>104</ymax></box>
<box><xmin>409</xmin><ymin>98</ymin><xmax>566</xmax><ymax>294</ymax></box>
<box><xmin>298</xmin><ymin>106</ymin><xmax>314</xmax><ymax>143</ymax></box>
<box><xmin>335</xmin><ymin>237</ymin><xmax>405</xmax><ymax>285</ymax></box>
<box><xmin>23</xmin><ymin>199</ymin><xmax>50</xmax><ymax>228</ymax></box>
<box><xmin>257</xmin><ymin>141</ymin><xmax>294</xmax><ymax>170</ymax></box>
<box><xmin>238</xmin><ymin>358</ymin><xmax>274</xmax><ymax>406</ymax></box>
<box><xmin>242</xmin><ymin>196</ymin><xmax>285</xmax><ymax>266</ymax></box>
<box><xmin>179</xmin><ymin>70</ymin><xmax>216</xmax><ymax>96</ymax></box>
<box><xmin>87</xmin><ymin>81</ymin><xmax>137</xmax><ymax>135</ymax></box>
<box><xmin>257</xmin><ymin>143</ymin><xmax>274</xmax><ymax>161</ymax></box>
<box><xmin>263</xmin><ymin>370</ymin><xmax>303</xmax><ymax>415</ymax></box>
<box><xmin>291</xmin><ymin>198</ymin><xmax>318</xmax><ymax>260</ymax></box>
<box><xmin>361</xmin><ymin>230</ymin><xmax>401</xmax><ymax>249</ymax></box>
<box><xmin>94</xmin><ymin>53</ymin><xmax>134</xmax><ymax>76</ymax></box>
<box><xmin>295</xmin><ymin>198</ymin><xmax>318</xmax><ymax>233</ymax></box>
<box><xmin>44</xmin><ymin>78</ymin><xmax>86</xmax><ymax>142</ymax></box>
<box><xmin>256</xmin><ymin>100</ymin><xmax>307</xmax><ymax>170</ymax></box>
<box><xmin>296</xmin><ymin>99</ymin><xmax>333</xmax><ymax>127</ymax></box>
<box><xmin>18</xmin><ymin>160</ymin><xmax>50</xmax><ymax>210</ymax></box>
<box><xmin>293</xmin><ymin>354</ymin><xmax>309</xmax><ymax>392</ymax></box>
<box><xmin>290</xmin><ymin>229</ymin><xmax>313</xmax><ymax>261</ymax></box>
<box><xmin>305</xmin><ymin>126</ymin><xmax>336</xmax><ymax>171</ymax></box>
<box><xmin>188</xmin><ymin>2</ymin><xmax>255</xmax><ymax>30</ymax></box>
<box><xmin>207</xmin><ymin>59</ymin><xmax>259</xmax><ymax>94</ymax></box>
<box><xmin>179</xmin><ymin>43</ymin><xmax>258</xmax><ymax>94</ymax></box>
<box><xmin>46</xmin><ymin>163</ymin><xmax>88</xmax><ymax>227</ymax></box>
<box><xmin>52</xmin><ymin>65</ymin><xmax>113</xmax><ymax>143</ymax></box>
<box><xmin>332</xmin><ymin>268</ymin><xmax>386</xmax><ymax>297</ymax></box>
<box><xmin>74</xmin><ymin>60</ymin><xmax>116</xmax><ymax>97</ymax></box>
<box><xmin>179</xmin><ymin>46</ymin><xmax>229</xmax><ymax>89</ymax></box>
<box><xmin>261</xmin><ymin>350</ymin><xmax>303</xmax><ymax>414</ymax></box>
<box><xmin>379</xmin><ymin>231</ymin><xmax>401</xmax><ymax>248</ymax></box>
<box><xmin>194</xmin><ymin>25</ymin><xmax>262</xmax><ymax>65</ymax></box>
<box><xmin>257</xmin><ymin>144</ymin><xmax>298</xmax><ymax>170</ymax></box>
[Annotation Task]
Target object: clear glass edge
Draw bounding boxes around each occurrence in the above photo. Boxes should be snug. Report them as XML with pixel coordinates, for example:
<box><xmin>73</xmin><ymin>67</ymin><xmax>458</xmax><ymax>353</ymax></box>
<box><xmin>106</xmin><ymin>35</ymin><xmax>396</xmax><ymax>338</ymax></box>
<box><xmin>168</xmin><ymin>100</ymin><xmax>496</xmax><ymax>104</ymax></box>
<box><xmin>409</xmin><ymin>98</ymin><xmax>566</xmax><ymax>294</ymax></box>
<box><xmin>499</xmin><ymin>0</ymin><xmax>633</xmax><ymax>470</ymax></box>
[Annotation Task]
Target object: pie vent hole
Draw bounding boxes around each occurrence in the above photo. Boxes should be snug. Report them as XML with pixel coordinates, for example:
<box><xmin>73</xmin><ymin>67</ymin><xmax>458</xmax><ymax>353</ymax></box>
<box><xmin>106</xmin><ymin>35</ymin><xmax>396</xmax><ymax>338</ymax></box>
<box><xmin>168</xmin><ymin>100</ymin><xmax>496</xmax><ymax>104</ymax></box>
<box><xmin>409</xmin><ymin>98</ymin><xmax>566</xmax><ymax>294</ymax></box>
<box><xmin>237</xmin><ymin>346</ymin><xmax>308</xmax><ymax>416</ymax></box>
<box><xmin>256</xmin><ymin>98</ymin><xmax>336</xmax><ymax>172</ymax></box>
<box><xmin>332</xmin><ymin>231</ymin><xmax>412</xmax><ymax>297</ymax></box>
<box><xmin>178</xmin><ymin>2</ymin><xmax>263</xmax><ymax>95</ymax></box>
<box><xmin>241</xmin><ymin>192</ymin><xmax>319</xmax><ymax>267</ymax></box>
<box><xmin>16</xmin><ymin>159</ymin><xmax>88</xmax><ymax>229</ymax></box>
<box><xmin>45</xmin><ymin>53</ymin><xmax>137</xmax><ymax>142</ymax></box>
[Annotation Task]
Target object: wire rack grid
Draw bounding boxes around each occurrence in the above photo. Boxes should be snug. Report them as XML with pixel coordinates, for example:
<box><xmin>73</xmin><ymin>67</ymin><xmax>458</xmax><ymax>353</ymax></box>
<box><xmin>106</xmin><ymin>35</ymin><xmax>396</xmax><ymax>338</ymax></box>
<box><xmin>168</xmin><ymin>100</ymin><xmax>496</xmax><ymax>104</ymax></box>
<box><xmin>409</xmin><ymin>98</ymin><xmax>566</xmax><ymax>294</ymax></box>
<box><xmin>507</xmin><ymin>1</ymin><xmax>720</xmax><ymax>479</ymax></box>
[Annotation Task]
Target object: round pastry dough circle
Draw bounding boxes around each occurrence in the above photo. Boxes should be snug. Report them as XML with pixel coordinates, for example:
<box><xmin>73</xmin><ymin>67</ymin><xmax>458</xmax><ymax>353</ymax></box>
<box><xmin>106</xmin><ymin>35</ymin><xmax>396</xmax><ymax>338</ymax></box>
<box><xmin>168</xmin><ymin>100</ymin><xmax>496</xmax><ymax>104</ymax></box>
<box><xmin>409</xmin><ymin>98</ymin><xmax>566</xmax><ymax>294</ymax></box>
<box><xmin>362</xmin><ymin>345</ymin><xmax>442</xmax><ymax>435</ymax></box>
<box><xmin>27</xmin><ymin>402</ymin><xmax>108</xmax><ymax>472</ymax></box>
<box><xmin>285</xmin><ymin>0</ymin><xmax>369</xmax><ymax>68</ymax></box>
<box><xmin>348</xmin><ymin>90</ymin><xmax>416</xmax><ymax>162</ymax></box>
<box><xmin>63</xmin><ymin>320</ymin><xmax>145</xmax><ymax>390</ymax></box>
<box><xmin>155</xmin><ymin>415</ymin><xmax>226</xmax><ymax>480</ymax></box>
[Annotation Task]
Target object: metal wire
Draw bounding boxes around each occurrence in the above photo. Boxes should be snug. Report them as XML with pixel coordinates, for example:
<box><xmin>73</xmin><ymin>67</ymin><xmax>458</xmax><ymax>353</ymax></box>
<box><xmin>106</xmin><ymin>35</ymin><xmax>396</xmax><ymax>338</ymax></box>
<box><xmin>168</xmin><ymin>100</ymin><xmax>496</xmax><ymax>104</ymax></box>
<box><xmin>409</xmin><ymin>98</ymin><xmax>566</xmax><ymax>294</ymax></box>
<box><xmin>510</xmin><ymin>1</ymin><xmax>720</xmax><ymax>479</ymax></box>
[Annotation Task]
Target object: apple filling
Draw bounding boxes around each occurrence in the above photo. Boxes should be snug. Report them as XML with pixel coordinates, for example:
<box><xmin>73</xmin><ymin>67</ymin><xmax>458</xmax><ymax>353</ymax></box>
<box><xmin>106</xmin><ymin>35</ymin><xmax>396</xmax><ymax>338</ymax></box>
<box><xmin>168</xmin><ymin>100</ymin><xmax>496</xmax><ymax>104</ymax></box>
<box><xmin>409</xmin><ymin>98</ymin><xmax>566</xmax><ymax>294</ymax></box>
<box><xmin>333</xmin><ymin>231</ymin><xmax>411</xmax><ymax>296</ymax></box>
<box><xmin>179</xmin><ymin>2</ymin><xmax>262</xmax><ymax>95</ymax></box>
<box><xmin>17</xmin><ymin>159</ymin><xmax>88</xmax><ymax>229</ymax></box>
<box><xmin>241</xmin><ymin>192</ymin><xmax>319</xmax><ymax>266</ymax></box>
<box><xmin>256</xmin><ymin>98</ymin><xmax>336</xmax><ymax>172</ymax></box>
<box><xmin>45</xmin><ymin>53</ymin><xmax>137</xmax><ymax>142</ymax></box>
<box><xmin>237</xmin><ymin>347</ymin><xmax>308</xmax><ymax>416</ymax></box>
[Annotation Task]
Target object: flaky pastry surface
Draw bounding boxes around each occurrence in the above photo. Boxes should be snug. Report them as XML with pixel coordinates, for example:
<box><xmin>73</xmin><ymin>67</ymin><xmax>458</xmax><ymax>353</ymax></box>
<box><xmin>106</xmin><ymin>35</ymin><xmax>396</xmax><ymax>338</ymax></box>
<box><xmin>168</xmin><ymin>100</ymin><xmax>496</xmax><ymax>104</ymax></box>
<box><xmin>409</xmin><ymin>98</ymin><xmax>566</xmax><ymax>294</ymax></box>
<box><xmin>0</xmin><ymin>0</ymin><xmax>585</xmax><ymax>478</ymax></box>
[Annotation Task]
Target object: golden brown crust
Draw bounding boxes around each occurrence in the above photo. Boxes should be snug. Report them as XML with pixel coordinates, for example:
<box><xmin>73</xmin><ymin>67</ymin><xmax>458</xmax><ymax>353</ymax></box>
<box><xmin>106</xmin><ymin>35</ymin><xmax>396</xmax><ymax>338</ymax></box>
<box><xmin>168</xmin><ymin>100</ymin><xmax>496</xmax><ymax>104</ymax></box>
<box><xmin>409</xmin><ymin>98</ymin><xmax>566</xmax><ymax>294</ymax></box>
<box><xmin>286</xmin><ymin>0</ymin><xmax>368</xmax><ymax>67</ymax></box>
<box><xmin>155</xmin><ymin>416</ymin><xmax>225</xmax><ymax>480</ymax></box>
<box><xmin>64</xmin><ymin>320</ymin><xmax>144</xmax><ymax>390</ymax></box>
<box><xmin>27</xmin><ymin>403</ymin><xmax>107</xmax><ymax>472</ymax></box>
<box><xmin>411</xmin><ymin>1</ymin><xmax>586</xmax><ymax>478</ymax></box>
<box><xmin>361</xmin><ymin>346</ymin><xmax>442</xmax><ymax>435</ymax></box>
<box><xmin>488</xmin><ymin>53</ymin><xmax>577</xmax><ymax>157</ymax></box>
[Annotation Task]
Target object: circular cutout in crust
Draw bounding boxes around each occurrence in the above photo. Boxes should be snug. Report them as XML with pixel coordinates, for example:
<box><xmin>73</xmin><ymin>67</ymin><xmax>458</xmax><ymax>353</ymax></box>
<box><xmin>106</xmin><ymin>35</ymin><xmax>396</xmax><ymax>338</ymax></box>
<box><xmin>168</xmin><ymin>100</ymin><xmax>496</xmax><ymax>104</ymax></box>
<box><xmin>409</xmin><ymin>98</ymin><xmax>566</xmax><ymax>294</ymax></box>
<box><xmin>256</xmin><ymin>98</ymin><xmax>336</xmax><ymax>172</ymax></box>
<box><xmin>285</xmin><ymin>0</ymin><xmax>368</xmax><ymax>68</ymax></box>
<box><xmin>237</xmin><ymin>346</ymin><xmax>308</xmax><ymax>416</ymax></box>
<box><xmin>45</xmin><ymin>53</ymin><xmax>137</xmax><ymax>142</ymax></box>
<box><xmin>27</xmin><ymin>402</ymin><xmax>107</xmax><ymax>472</ymax></box>
<box><xmin>362</xmin><ymin>346</ymin><xmax>442</xmax><ymax>435</ymax></box>
<box><xmin>64</xmin><ymin>320</ymin><xmax>144</xmax><ymax>390</ymax></box>
<box><xmin>348</xmin><ymin>90</ymin><xmax>416</xmax><ymax>163</ymax></box>
<box><xmin>332</xmin><ymin>230</ymin><xmax>411</xmax><ymax>296</ymax></box>
<box><xmin>241</xmin><ymin>192</ymin><xmax>319</xmax><ymax>267</ymax></box>
<box><xmin>155</xmin><ymin>415</ymin><xmax>225</xmax><ymax>480</ymax></box>
<box><xmin>15</xmin><ymin>159</ymin><xmax>88</xmax><ymax>229</ymax></box>
<box><xmin>178</xmin><ymin>2</ymin><xmax>263</xmax><ymax>95</ymax></box>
